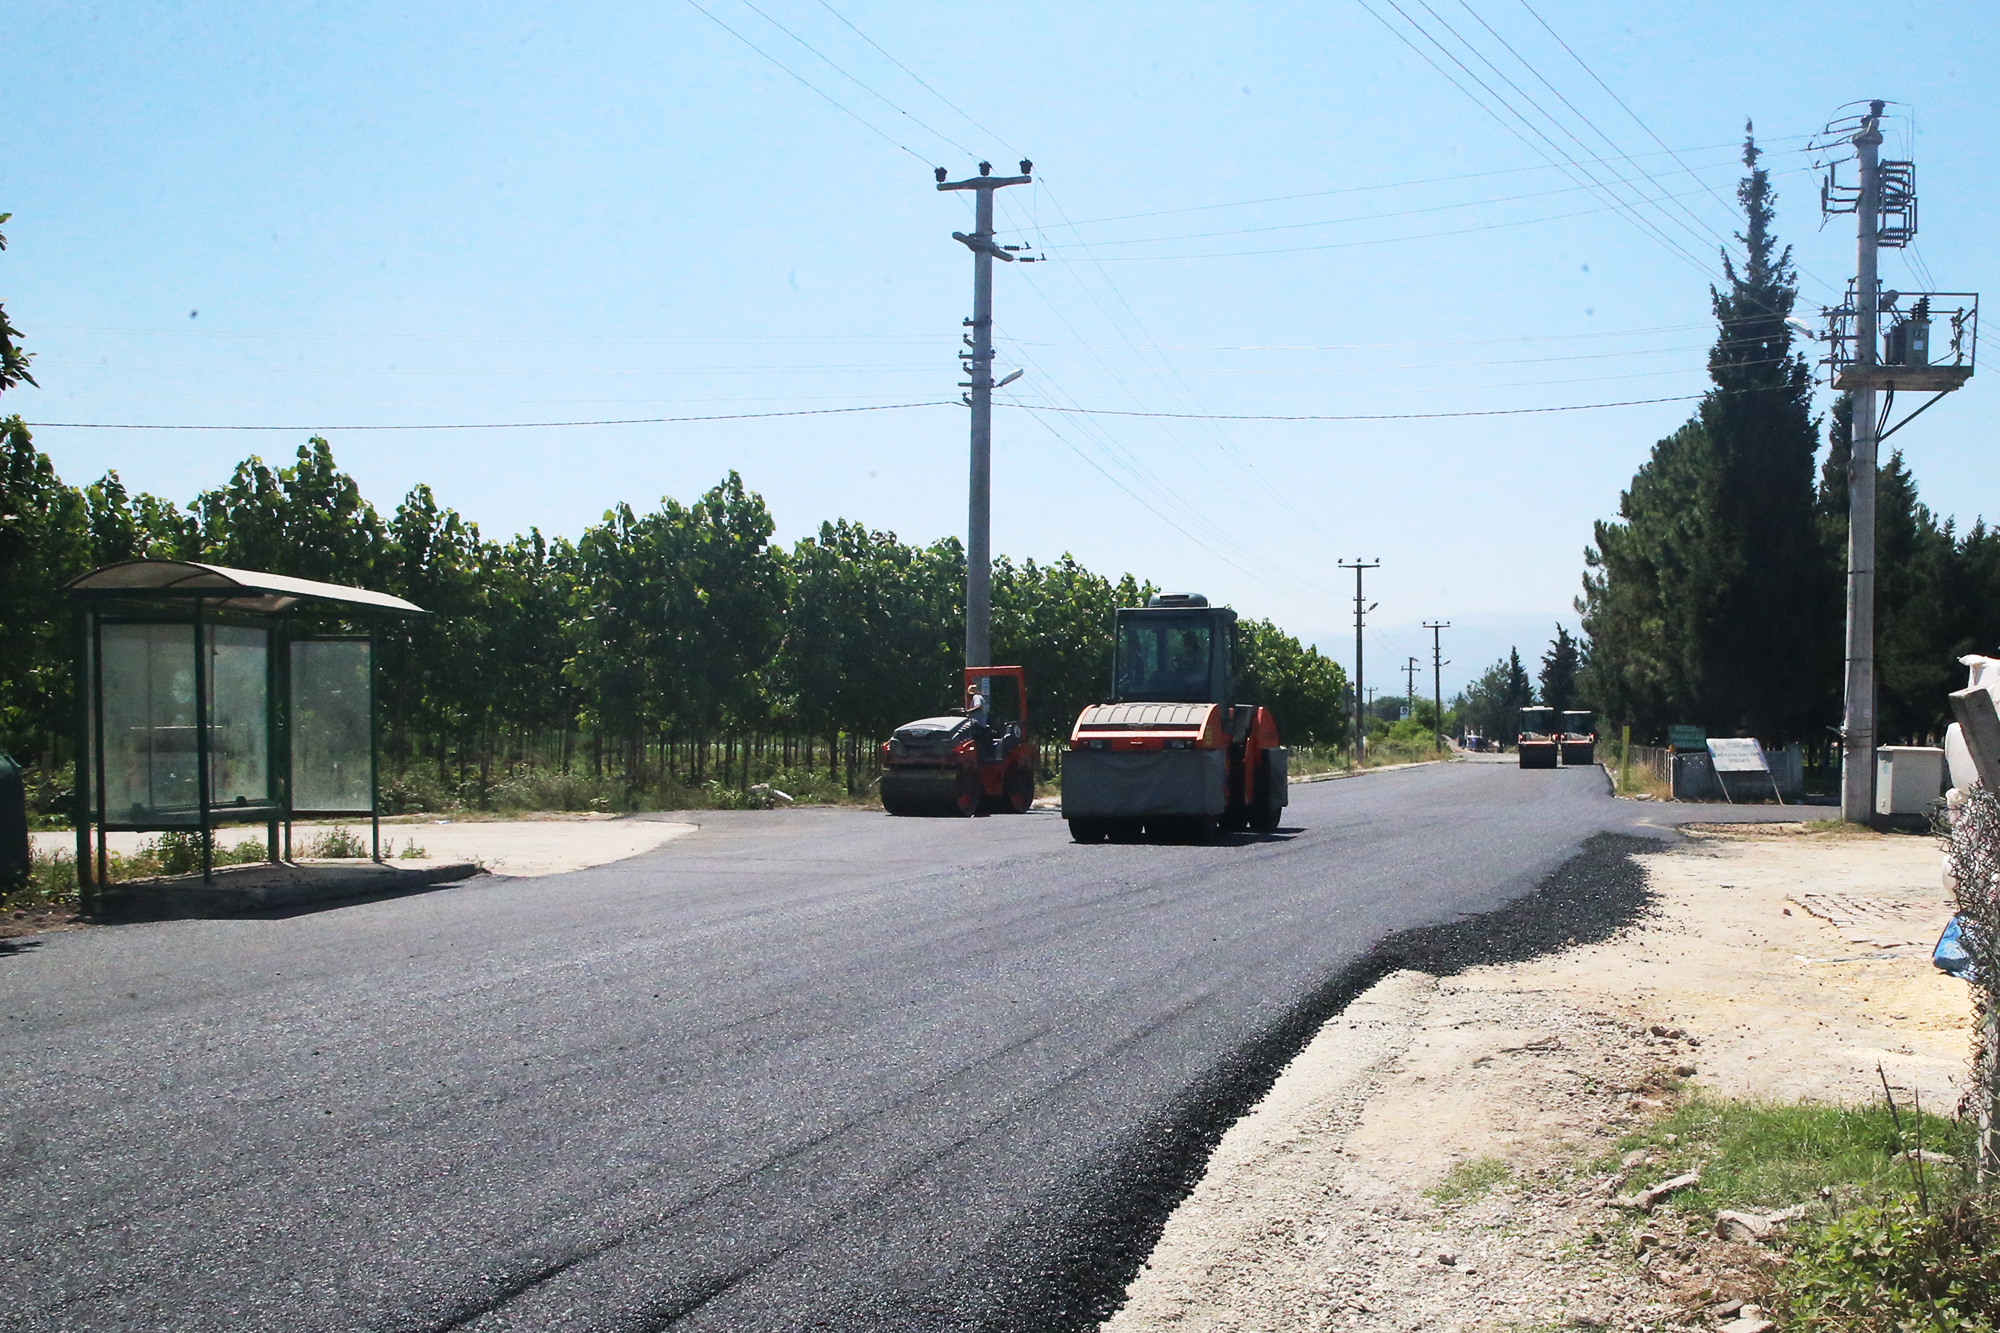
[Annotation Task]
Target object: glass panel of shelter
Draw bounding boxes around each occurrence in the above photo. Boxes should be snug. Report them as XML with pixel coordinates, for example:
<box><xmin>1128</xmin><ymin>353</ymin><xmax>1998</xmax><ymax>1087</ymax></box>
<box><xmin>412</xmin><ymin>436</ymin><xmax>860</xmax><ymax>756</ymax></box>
<box><xmin>92</xmin><ymin>616</ymin><xmax>279</xmax><ymax>829</ymax></box>
<box><xmin>290</xmin><ymin>639</ymin><xmax>373</xmax><ymax>814</ymax></box>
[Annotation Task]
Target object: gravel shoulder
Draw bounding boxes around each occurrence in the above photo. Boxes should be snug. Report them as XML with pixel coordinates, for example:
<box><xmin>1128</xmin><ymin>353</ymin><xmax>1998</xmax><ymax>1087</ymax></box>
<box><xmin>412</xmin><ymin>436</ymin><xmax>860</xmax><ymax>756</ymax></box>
<box><xmin>1101</xmin><ymin>821</ymin><xmax>1970</xmax><ymax>1332</ymax></box>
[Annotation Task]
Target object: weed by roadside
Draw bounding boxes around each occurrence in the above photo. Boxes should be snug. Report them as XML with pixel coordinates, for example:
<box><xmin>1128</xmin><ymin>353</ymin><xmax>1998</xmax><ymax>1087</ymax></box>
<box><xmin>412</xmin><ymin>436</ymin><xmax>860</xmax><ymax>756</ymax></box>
<box><xmin>8</xmin><ymin>846</ymin><xmax>85</xmax><ymax>913</ymax></box>
<box><xmin>1783</xmin><ymin>1191</ymin><xmax>2000</xmax><ymax>1331</ymax></box>
<box><xmin>1426</xmin><ymin>1156</ymin><xmax>1511</xmax><ymax>1204</ymax></box>
<box><xmin>296</xmin><ymin>825</ymin><xmax>369</xmax><ymax>859</ymax></box>
<box><xmin>5</xmin><ymin>832</ymin><xmax>270</xmax><ymax>913</ymax></box>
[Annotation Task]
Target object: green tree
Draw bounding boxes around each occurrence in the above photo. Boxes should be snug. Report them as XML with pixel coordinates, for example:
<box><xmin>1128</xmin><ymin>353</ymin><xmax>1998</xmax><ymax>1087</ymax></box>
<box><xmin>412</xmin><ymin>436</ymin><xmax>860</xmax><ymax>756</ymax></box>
<box><xmin>192</xmin><ymin>438</ymin><xmax>386</xmax><ymax>585</ymax></box>
<box><xmin>0</xmin><ymin>419</ymin><xmax>89</xmax><ymax>760</ymax></box>
<box><xmin>679</xmin><ymin>472</ymin><xmax>787</xmax><ymax>738</ymax></box>
<box><xmin>1580</xmin><ymin>127</ymin><xmax>1829</xmax><ymax>743</ymax></box>
<box><xmin>0</xmin><ymin>214</ymin><xmax>34</xmax><ymax>398</ymax></box>
<box><xmin>1454</xmin><ymin>648</ymin><xmax>1535</xmax><ymax>745</ymax></box>
<box><xmin>993</xmin><ymin>555</ymin><xmax>1151</xmax><ymax>738</ymax></box>
<box><xmin>783</xmin><ymin>521</ymin><xmax>962</xmax><ymax>747</ymax></box>
<box><xmin>1235</xmin><ymin>619</ymin><xmax>1349</xmax><ymax>746</ymax></box>
<box><xmin>1873</xmin><ymin>451</ymin><xmax>1962</xmax><ymax>743</ymax></box>
<box><xmin>1539</xmin><ymin>625</ymin><xmax>1580</xmax><ymax>716</ymax></box>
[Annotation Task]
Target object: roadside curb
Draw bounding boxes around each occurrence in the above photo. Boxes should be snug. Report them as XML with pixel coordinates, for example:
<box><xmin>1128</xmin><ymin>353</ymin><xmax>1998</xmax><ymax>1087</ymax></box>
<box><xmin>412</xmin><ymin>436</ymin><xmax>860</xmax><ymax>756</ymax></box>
<box><xmin>97</xmin><ymin>860</ymin><xmax>484</xmax><ymax>922</ymax></box>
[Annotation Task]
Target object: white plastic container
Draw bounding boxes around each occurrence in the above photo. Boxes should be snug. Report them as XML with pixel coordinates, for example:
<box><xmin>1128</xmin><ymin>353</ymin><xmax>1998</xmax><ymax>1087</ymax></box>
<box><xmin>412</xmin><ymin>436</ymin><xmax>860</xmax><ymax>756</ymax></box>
<box><xmin>1945</xmin><ymin>723</ymin><xmax>1978</xmax><ymax>793</ymax></box>
<box><xmin>1876</xmin><ymin>746</ymin><xmax>1947</xmax><ymax>816</ymax></box>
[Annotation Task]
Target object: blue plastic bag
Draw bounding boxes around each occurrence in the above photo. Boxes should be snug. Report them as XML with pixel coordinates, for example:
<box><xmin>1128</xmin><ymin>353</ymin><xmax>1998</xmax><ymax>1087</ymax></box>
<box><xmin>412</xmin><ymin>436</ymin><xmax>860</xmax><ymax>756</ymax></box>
<box><xmin>1934</xmin><ymin>915</ymin><xmax>1976</xmax><ymax>981</ymax></box>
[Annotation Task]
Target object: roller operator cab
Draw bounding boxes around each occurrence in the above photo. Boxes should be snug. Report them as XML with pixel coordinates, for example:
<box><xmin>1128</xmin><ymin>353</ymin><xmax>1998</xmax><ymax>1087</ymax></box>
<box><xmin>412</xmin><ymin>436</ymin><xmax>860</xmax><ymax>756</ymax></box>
<box><xmin>1063</xmin><ymin>593</ymin><xmax>1288</xmax><ymax>843</ymax></box>
<box><xmin>1518</xmin><ymin>706</ymin><xmax>1559</xmax><ymax>769</ymax></box>
<box><xmin>1559</xmin><ymin>710</ymin><xmax>1597</xmax><ymax>766</ymax></box>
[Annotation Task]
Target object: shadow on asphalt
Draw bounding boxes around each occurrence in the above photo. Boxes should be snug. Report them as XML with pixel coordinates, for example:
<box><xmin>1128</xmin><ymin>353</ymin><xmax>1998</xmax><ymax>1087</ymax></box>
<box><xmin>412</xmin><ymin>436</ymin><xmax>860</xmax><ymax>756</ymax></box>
<box><xmin>992</xmin><ymin>831</ymin><xmax>1666</xmax><ymax>1332</ymax></box>
<box><xmin>94</xmin><ymin>876</ymin><xmax>484</xmax><ymax>925</ymax></box>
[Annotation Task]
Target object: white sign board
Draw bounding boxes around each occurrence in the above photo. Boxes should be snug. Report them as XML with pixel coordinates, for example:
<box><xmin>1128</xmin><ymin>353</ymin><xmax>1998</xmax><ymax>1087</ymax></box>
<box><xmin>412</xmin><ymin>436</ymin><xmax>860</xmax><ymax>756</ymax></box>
<box><xmin>1706</xmin><ymin>738</ymin><xmax>1768</xmax><ymax>773</ymax></box>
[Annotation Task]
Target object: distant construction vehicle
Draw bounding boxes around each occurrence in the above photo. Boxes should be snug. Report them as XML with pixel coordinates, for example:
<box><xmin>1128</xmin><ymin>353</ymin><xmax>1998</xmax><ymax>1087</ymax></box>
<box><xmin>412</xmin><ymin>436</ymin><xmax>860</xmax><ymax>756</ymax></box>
<box><xmin>1518</xmin><ymin>706</ymin><xmax>1559</xmax><ymax>769</ymax></box>
<box><xmin>879</xmin><ymin>667</ymin><xmax>1036</xmax><ymax>817</ymax></box>
<box><xmin>1559</xmin><ymin>710</ymin><xmax>1597</xmax><ymax>766</ymax></box>
<box><xmin>1062</xmin><ymin>593</ymin><xmax>1287</xmax><ymax>842</ymax></box>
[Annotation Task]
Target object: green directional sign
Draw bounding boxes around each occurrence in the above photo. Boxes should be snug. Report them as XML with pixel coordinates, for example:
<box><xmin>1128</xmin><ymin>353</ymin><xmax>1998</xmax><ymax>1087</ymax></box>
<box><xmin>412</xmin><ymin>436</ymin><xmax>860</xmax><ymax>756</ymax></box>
<box><xmin>1669</xmin><ymin>724</ymin><xmax>1707</xmax><ymax>752</ymax></box>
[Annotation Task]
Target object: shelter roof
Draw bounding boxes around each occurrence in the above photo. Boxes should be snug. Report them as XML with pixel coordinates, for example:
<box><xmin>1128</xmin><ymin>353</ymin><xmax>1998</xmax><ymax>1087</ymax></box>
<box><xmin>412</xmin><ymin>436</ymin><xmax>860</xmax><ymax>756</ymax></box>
<box><xmin>64</xmin><ymin>560</ymin><xmax>427</xmax><ymax>616</ymax></box>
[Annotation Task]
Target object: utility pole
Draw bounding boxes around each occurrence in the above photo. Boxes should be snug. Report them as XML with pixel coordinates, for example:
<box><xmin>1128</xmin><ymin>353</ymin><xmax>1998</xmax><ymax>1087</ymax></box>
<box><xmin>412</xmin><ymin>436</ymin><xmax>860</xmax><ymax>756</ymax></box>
<box><xmin>1339</xmin><ymin>559</ymin><xmax>1380</xmax><ymax>765</ymax></box>
<box><xmin>1839</xmin><ymin>106</ymin><xmax>1884</xmax><ymax>825</ymax></box>
<box><xmin>1404</xmin><ymin>656</ymin><xmax>1420</xmax><ymax>721</ymax></box>
<box><xmin>937</xmin><ymin>160</ymin><xmax>1033</xmax><ymax>684</ymax></box>
<box><xmin>1423</xmin><ymin>620</ymin><xmax>1451</xmax><ymax>753</ymax></box>
<box><xmin>1817</xmin><ymin>102</ymin><xmax>1974</xmax><ymax>823</ymax></box>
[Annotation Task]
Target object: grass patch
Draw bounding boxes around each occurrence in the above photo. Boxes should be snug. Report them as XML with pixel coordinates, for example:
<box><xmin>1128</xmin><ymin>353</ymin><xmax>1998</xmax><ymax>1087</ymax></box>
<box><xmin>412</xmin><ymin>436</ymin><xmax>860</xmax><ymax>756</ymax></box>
<box><xmin>1589</xmin><ymin>1093</ymin><xmax>1999</xmax><ymax>1331</ymax></box>
<box><xmin>1426</xmin><ymin>1155</ymin><xmax>1511</xmax><ymax>1204</ymax></box>
<box><xmin>1606</xmin><ymin>1094</ymin><xmax>1965</xmax><ymax>1216</ymax></box>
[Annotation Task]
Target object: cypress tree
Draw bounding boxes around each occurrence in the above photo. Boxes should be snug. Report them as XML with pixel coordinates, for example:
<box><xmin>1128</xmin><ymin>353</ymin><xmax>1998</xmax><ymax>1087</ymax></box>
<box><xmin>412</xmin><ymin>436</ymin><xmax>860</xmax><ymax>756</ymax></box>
<box><xmin>1540</xmin><ymin>626</ymin><xmax>1580</xmax><ymax>715</ymax></box>
<box><xmin>1694</xmin><ymin>123</ymin><xmax>1827</xmax><ymax>740</ymax></box>
<box><xmin>1581</xmin><ymin>125</ymin><xmax>1828</xmax><ymax>743</ymax></box>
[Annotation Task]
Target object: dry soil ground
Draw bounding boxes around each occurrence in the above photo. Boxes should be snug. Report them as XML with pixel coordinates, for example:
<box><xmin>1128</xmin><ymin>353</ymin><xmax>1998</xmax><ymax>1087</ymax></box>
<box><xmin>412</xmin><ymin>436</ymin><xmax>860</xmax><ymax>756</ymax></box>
<box><xmin>1101</xmin><ymin>822</ymin><xmax>1970</xmax><ymax>1333</ymax></box>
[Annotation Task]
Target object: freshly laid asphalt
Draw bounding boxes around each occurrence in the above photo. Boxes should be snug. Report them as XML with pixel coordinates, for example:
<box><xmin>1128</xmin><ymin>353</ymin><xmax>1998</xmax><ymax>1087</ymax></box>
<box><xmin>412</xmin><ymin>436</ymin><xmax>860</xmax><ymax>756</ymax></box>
<box><xmin>0</xmin><ymin>762</ymin><xmax>1800</xmax><ymax>1332</ymax></box>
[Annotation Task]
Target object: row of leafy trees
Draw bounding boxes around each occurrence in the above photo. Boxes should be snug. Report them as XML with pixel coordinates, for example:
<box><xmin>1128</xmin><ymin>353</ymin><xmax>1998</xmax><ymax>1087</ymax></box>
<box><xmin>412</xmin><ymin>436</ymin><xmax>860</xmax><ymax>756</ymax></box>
<box><xmin>1576</xmin><ymin>129</ymin><xmax>1997</xmax><ymax>752</ymax></box>
<box><xmin>0</xmin><ymin>423</ymin><xmax>1352</xmax><ymax>804</ymax></box>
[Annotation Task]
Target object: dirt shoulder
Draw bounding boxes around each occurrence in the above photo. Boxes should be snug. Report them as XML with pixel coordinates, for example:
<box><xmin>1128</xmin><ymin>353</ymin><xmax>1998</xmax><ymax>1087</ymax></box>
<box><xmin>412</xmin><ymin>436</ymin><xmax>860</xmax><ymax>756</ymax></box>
<box><xmin>10</xmin><ymin>816</ymin><xmax>699</xmax><ymax>940</ymax></box>
<box><xmin>29</xmin><ymin>814</ymin><xmax>696</xmax><ymax>880</ymax></box>
<box><xmin>1101</xmin><ymin>822</ymin><xmax>1970</xmax><ymax>1332</ymax></box>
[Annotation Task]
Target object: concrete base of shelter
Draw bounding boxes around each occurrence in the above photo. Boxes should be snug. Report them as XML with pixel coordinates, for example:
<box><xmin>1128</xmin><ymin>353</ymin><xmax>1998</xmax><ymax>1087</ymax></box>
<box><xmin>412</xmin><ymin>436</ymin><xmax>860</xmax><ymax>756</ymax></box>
<box><xmin>96</xmin><ymin>859</ymin><xmax>483</xmax><ymax>921</ymax></box>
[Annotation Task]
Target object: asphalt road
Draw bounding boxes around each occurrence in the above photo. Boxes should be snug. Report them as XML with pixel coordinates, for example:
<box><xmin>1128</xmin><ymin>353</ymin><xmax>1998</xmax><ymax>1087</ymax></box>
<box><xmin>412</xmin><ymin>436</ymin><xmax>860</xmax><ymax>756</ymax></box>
<box><xmin>0</xmin><ymin>763</ymin><xmax>1792</xmax><ymax>1332</ymax></box>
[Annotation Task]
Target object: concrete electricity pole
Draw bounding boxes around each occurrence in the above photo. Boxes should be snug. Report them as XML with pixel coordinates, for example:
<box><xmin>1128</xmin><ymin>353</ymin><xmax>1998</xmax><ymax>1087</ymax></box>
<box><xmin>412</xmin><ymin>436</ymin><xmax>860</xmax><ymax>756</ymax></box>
<box><xmin>1839</xmin><ymin>107</ymin><xmax>1884</xmax><ymax>825</ymax></box>
<box><xmin>1339</xmin><ymin>559</ymin><xmax>1380</xmax><ymax>764</ymax></box>
<box><xmin>1815</xmin><ymin>101</ymin><xmax>1975</xmax><ymax>818</ymax></box>
<box><xmin>937</xmin><ymin>161</ymin><xmax>1033</xmax><ymax>677</ymax></box>
<box><xmin>1404</xmin><ymin>656</ymin><xmax>1420</xmax><ymax>720</ymax></box>
<box><xmin>1423</xmin><ymin>620</ymin><xmax>1451</xmax><ymax>753</ymax></box>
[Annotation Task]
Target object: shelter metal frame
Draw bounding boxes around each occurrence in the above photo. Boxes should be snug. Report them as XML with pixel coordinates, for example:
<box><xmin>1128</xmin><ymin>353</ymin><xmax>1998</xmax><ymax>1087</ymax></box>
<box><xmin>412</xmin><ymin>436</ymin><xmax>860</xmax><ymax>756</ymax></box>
<box><xmin>65</xmin><ymin>561</ymin><xmax>426</xmax><ymax>910</ymax></box>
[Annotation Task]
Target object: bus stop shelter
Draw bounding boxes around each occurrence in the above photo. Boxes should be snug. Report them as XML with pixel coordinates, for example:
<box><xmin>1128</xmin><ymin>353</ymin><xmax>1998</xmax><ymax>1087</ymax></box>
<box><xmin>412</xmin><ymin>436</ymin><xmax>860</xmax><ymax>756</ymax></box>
<box><xmin>65</xmin><ymin>561</ymin><xmax>427</xmax><ymax>903</ymax></box>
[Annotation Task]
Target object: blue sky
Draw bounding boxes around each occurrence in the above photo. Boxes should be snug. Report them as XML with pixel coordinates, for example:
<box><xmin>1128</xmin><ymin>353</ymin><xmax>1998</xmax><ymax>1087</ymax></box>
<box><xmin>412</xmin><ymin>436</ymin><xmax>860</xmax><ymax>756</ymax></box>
<box><xmin>6</xmin><ymin>0</ymin><xmax>1994</xmax><ymax>695</ymax></box>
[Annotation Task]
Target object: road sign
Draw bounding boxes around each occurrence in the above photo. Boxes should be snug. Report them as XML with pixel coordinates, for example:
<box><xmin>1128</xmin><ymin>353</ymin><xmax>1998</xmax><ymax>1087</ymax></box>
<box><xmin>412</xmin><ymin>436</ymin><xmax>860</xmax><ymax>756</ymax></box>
<box><xmin>1669</xmin><ymin>724</ymin><xmax>1706</xmax><ymax>751</ymax></box>
<box><xmin>1706</xmin><ymin>738</ymin><xmax>1768</xmax><ymax>773</ymax></box>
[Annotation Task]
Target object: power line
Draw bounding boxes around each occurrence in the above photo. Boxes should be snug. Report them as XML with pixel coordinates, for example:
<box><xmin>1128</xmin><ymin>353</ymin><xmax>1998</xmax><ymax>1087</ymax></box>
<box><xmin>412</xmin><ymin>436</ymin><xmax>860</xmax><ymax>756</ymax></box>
<box><xmin>22</xmin><ymin>401</ymin><xmax>955</xmax><ymax>431</ymax></box>
<box><xmin>1396</xmin><ymin>0</ymin><xmax>1725</xmax><ymax>279</ymax></box>
<box><xmin>1054</xmin><ymin>138</ymin><xmax>1815</xmax><ymax>229</ymax></box>
<box><xmin>809</xmin><ymin>0</ymin><xmax>1019</xmax><ymax>156</ymax></box>
<box><xmin>1512</xmin><ymin>0</ymin><xmax>1743</xmax><ymax>226</ymax></box>
<box><xmin>1356</xmin><ymin>0</ymin><xmax>1722</xmax><ymax>284</ymax></box>
<box><xmin>1051</xmin><ymin>182</ymin><xmax>1726</xmax><ymax>261</ymax></box>
<box><xmin>999</xmin><ymin>388</ymin><xmax>1780</xmax><ymax>423</ymax></box>
<box><xmin>1452</xmin><ymin>0</ymin><xmax>1738</xmax><ymax>257</ymax></box>
<box><xmin>38</xmin><ymin>321</ymin><xmax>1720</xmax><ymax>351</ymax></box>
<box><xmin>1041</xmin><ymin>158</ymin><xmax>1780</xmax><ymax>250</ymax></box>
<box><xmin>1023</xmin><ymin>180</ymin><xmax>1348</xmax><ymax>551</ymax></box>
<box><xmin>729</xmin><ymin>0</ymin><xmax>976</xmax><ymax>158</ymax></box>
<box><xmin>681</xmin><ymin>0</ymin><xmax>933</xmax><ymax>166</ymax></box>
